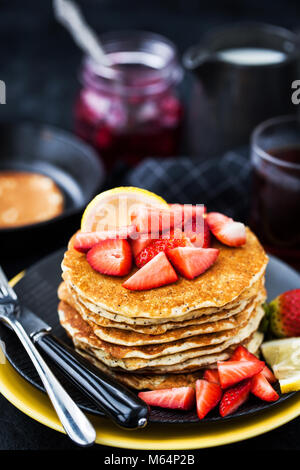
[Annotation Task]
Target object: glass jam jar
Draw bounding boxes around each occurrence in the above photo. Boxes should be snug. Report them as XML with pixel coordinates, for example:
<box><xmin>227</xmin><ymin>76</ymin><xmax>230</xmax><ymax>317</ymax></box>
<box><xmin>74</xmin><ymin>31</ymin><xmax>184</xmax><ymax>169</ymax></box>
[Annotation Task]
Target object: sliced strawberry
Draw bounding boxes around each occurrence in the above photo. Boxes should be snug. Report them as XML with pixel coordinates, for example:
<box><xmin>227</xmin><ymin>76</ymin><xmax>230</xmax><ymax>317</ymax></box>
<box><xmin>138</xmin><ymin>387</ymin><xmax>195</xmax><ymax>410</ymax></box>
<box><xmin>219</xmin><ymin>379</ymin><xmax>252</xmax><ymax>417</ymax></box>
<box><xmin>261</xmin><ymin>365</ymin><xmax>276</xmax><ymax>384</ymax></box>
<box><xmin>132</xmin><ymin>204</ymin><xmax>206</xmax><ymax>237</ymax></box>
<box><xmin>203</xmin><ymin>369</ymin><xmax>220</xmax><ymax>385</ymax></box>
<box><xmin>169</xmin><ymin>203</ymin><xmax>206</xmax><ymax>217</ymax></box>
<box><xmin>123</xmin><ymin>252</ymin><xmax>178</xmax><ymax>291</ymax></box>
<box><xmin>230</xmin><ymin>346</ymin><xmax>276</xmax><ymax>384</ymax></box>
<box><xmin>168</xmin><ymin>204</ymin><xmax>209</xmax><ymax>247</ymax></box>
<box><xmin>251</xmin><ymin>373</ymin><xmax>279</xmax><ymax>402</ymax></box>
<box><xmin>167</xmin><ymin>247</ymin><xmax>219</xmax><ymax>280</ymax></box>
<box><xmin>206</xmin><ymin>212</ymin><xmax>246</xmax><ymax>247</ymax></box>
<box><xmin>74</xmin><ymin>225</ymin><xmax>136</xmax><ymax>253</ymax></box>
<box><xmin>131</xmin><ymin>206</ymin><xmax>173</xmax><ymax>235</ymax></box>
<box><xmin>184</xmin><ymin>218</ymin><xmax>211</xmax><ymax>248</ymax></box>
<box><xmin>130</xmin><ymin>235</ymin><xmax>152</xmax><ymax>258</ymax></box>
<box><xmin>135</xmin><ymin>235</ymin><xmax>190</xmax><ymax>268</ymax></box>
<box><xmin>230</xmin><ymin>345</ymin><xmax>262</xmax><ymax>364</ymax></box>
<box><xmin>169</xmin><ymin>204</ymin><xmax>206</xmax><ymax>228</ymax></box>
<box><xmin>87</xmin><ymin>239</ymin><xmax>132</xmax><ymax>276</ymax></box>
<box><xmin>196</xmin><ymin>379</ymin><xmax>222</xmax><ymax>419</ymax></box>
<box><xmin>217</xmin><ymin>360</ymin><xmax>264</xmax><ymax>388</ymax></box>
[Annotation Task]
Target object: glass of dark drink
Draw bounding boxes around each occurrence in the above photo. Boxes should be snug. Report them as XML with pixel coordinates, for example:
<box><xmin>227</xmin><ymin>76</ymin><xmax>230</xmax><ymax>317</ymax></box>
<box><xmin>74</xmin><ymin>31</ymin><xmax>183</xmax><ymax>170</ymax></box>
<box><xmin>250</xmin><ymin>115</ymin><xmax>300</xmax><ymax>269</ymax></box>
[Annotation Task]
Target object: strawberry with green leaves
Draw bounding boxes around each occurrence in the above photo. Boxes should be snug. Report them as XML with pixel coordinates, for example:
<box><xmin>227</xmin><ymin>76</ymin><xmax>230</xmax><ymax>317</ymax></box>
<box><xmin>264</xmin><ymin>289</ymin><xmax>300</xmax><ymax>338</ymax></box>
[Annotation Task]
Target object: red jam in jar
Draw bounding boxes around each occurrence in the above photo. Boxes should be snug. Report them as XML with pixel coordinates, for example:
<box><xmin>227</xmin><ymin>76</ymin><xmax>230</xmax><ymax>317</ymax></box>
<box><xmin>74</xmin><ymin>31</ymin><xmax>183</xmax><ymax>169</ymax></box>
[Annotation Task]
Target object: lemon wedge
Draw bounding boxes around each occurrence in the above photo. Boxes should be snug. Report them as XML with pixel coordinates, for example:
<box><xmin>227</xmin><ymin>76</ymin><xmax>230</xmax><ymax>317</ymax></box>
<box><xmin>81</xmin><ymin>186</ymin><xmax>168</xmax><ymax>232</ymax></box>
<box><xmin>261</xmin><ymin>337</ymin><xmax>300</xmax><ymax>393</ymax></box>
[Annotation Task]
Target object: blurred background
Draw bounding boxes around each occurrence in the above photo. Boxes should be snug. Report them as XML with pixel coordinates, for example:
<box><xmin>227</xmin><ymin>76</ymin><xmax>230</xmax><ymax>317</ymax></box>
<box><xmin>1</xmin><ymin>0</ymin><xmax>299</xmax><ymax>128</ymax></box>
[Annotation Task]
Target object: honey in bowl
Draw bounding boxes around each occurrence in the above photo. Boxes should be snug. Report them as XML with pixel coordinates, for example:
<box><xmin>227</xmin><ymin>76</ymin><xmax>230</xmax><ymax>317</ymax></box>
<box><xmin>0</xmin><ymin>171</ymin><xmax>64</xmax><ymax>228</ymax></box>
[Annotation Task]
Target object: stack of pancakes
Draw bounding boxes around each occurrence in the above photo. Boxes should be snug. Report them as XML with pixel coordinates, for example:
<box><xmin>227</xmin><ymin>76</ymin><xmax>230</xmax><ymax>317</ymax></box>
<box><xmin>58</xmin><ymin>227</ymin><xmax>268</xmax><ymax>390</ymax></box>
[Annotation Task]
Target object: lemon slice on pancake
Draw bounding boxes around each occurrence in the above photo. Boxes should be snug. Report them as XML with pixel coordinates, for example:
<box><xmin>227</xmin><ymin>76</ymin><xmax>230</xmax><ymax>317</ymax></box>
<box><xmin>81</xmin><ymin>187</ymin><xmax>168</xmax><ymax>232</ymax></box>
<box><xmin>261</xmin><ymin>337</ymin><xmax>300</xmax><ymax>393</ymax></box>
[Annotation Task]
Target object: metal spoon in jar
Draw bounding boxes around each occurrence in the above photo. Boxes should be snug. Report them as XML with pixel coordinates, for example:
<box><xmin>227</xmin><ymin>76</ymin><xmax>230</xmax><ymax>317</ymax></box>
<box><xmin>53</xmin><ymin>0</ymin><xmax>112</xmax><ymax>67</ymax></box>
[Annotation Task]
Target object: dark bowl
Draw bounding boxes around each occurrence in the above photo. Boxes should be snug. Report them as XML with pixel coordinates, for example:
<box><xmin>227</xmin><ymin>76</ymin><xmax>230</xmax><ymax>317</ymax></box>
<box><xmin>0</xmin><ymin>122</ymin><xmax>105</xmax><ymax>258</ymax></box>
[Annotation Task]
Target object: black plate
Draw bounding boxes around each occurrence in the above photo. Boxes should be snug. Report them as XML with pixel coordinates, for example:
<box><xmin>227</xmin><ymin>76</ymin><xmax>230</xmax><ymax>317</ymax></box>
<box><xmin>0</xmin><ymin>250</ymin><xmax>299</xmax><ymax>424</ymax></box>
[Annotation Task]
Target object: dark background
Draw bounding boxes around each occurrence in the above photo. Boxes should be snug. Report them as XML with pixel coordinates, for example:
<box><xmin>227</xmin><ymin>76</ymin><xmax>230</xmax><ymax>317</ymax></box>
<box><xmin>0</xmin><ymin>0</ymin><xmax>299</xmax><ymax>452</ymax></box>
<box><xmin>2</xmin><ymin>0</ymin><xmax>300</xmax><ymax>130</ymax></box>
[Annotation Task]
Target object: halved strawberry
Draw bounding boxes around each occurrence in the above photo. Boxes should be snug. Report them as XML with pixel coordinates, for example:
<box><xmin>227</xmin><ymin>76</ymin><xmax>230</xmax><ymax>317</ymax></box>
<box><xmin>230</xmin><ymin>345</ymin><xmax>276</xmax><ymax>383</ymax></box>
<box><xmin>130</xmin><ymin>235</ymin><xmax>152</xmax><ymax>258</ymax></box>
<box><xmin>131</xmin><ymin>206</ymin><xmax>173</xmax><ymax>235</ymax></box>
<box><xmin>132</xmin><ymin>204</ymin><xmax>206</xmax><ymax>237</ymax></box>
<box><xmin>123</xmin><ymin>252</ymin><xmax>178</xmax><ymax>291</ymax></box>
<box><xmin>217</xmin><ymin>360</ymin><xmax>265</xmax><ymax>388</ymax></box>
<box><xmin>219</xmin><ymin>379</ymin><xmax>252</xmax><ymax>417</ymax></box>
<box><xmin>169</xmin><ymin>204</ymin><xmax>206</xmax><ymax>229</ymax></box>
<box><xmin>167</xmin><ymin>247</ymin><xmax>219</xmax><ymax>280</ymax></box>
<box><xmin>138</xmin><ymin>387</ymin><xmax>195</xmax><ymax>410</ymax></box>
<box><xmin>169</xmin><ymin>204</ymin><xmax>209</xmax><ymax>247</ymax></box>
<box><xmin>261</xmin><ymin>365</ymin><xmax>276</xmax><ymax>384</ymax></box>
<box><xmin>251</xmin><ymin>373</ymin><xmax>279</xmax><ymax>402</ymax></box>
<box><xmin>74</xmin><ymin>225</ymin><xmax>136</xmax><ymax>253</ymax></box>
<box><xmin>230</xmin><ymin>345</ymin><xmax>262</xmax><ymax>364</ymax></box>
<box><xmin>203</xmin><ymin>369</ymin><xmax>220</xmax><ymax>385</ymax></box>
<box><xmin>196</xmin><ymin>379</ymin><xmax>222</xmax><ymax>419</ymax></box>
<box><xmin>206</xmin><ymin>212</ymin><xmax>246</xmax><ymax>247</ymax></box>
<box><xmin>86</xmin><ymin>239</ymin><xmax>132</xmax><ymax>276</ymax></box>
<box><xmin>135</xmin><ymin>234</ymin><xmax>190</xmax><ymax>268</ymax></box>
<box><xmin>184</xmin><ymin>218</ymin><xmax>211</xmax><ymax>248</ymax></box>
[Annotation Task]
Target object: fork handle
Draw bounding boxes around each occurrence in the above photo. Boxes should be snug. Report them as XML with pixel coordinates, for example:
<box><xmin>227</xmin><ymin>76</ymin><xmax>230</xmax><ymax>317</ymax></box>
<box><xmin>2</xmin><ymin>314</ymin><xmax>96</xmax><ymax>446</ymax></box>
<box><xmin>34</xmin><ymin>333</ymin><xmax>149</xmax><ymax>429</ymax></box>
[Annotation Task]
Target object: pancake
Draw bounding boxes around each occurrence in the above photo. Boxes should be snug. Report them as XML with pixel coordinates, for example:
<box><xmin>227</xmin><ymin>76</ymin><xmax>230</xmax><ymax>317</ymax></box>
<box><xmin>75</xmin><ymin>332</ymin><xmax>263</xmax><ymax>390</ymax></box>
<box><xmin>58</xmin><ymin>298</ymin><xmax>263</xmax><ymax>389</ymax></box>
<box><xmin>58</xmin><ymin>222</ymin><xmax>268</xmax><ymax>388</ymax></box>
<box><xmin>62</xmin><ymin>227</ymin><xmax>268</xmax><ymax>319</ymax></box>
<box><xmin>58</xmin><ymin>295</ymin><xmax>264</xmax><ymax>361</ymax></box>
<box><xmin>59</xmin><ymin>282</ymin><xmax>264</xmax><ymax>346</ymax></box>
<box><xmin>84</xmin><ymin>300</ymin><xmax>257</xmax><ymax>345</ymax></box>
<box><xmin>58</xmin><ymin>281</ymin><xmax>263</xmax><ymax>334</ymax></box>
<box><xmin>73</xmin><ymin>306</ymin><xmax>265</xmax><ymax>371</ymax></box>
<box><xmin>65</xmin><ymin>275</ymin><xmax>265</xmax><ymax>326</ymax></box>
<box><xmin>75</xmin><ymin>350</ymin><xmax>204</xmax><ymax>390</ymax></box>
<box><xmin>58</xmin><ymin>300</ymin><xmax>265</xmax><ymax>371</ymax></box>
<box><xmin>0</xmin><ymin>171</ymin><xmax>64</xmax><ymax>228</ymax></box>
<box><xmin>127</xmin><ymin>328</ymin><xmax>265</xmax><ymax>374</ymax></box>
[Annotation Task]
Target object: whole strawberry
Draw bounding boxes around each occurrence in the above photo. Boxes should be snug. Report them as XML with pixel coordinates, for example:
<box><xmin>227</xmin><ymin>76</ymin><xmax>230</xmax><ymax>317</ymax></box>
<box><xmin>267</xmin><ymin>289</ymin><xmax>300</xmax><ymax>338</ymax></box>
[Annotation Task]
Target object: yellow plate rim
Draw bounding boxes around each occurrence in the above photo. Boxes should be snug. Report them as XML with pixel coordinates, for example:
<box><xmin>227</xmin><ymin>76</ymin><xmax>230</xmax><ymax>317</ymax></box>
<box><xmin>0</xmin><ymin>272</ymin><xmax>298</xmax><ymax>450</ymax></box>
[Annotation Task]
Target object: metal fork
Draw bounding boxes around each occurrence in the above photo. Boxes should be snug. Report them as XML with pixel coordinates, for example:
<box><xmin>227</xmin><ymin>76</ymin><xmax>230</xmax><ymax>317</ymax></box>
<box><xmin>0</xmin><ymin>266</ymin><xmax>96</xmax><ymax>446</ymax></box>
